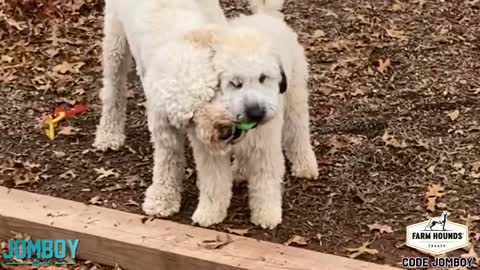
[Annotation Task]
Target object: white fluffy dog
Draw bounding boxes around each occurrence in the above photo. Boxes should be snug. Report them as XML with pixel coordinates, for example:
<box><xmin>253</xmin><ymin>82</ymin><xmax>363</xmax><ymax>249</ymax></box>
<box><xmin>94</xmin><ymin>0</ymin><xmax>318</xmax><ymax>229</ymax></box>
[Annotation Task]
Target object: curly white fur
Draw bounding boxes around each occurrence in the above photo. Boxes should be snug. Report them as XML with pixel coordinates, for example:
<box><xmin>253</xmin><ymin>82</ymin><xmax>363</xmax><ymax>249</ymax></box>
<box><xmin>94</xmin><ymin>0</ymin><xmax>318</xmax><ymax>230</ymax></box>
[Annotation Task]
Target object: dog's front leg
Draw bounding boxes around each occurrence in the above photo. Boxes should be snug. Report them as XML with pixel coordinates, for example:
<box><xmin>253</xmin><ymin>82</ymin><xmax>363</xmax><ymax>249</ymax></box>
<box><xmin>240</xmin><ymin>122</ymin><xmax>285</xmax><ymax>230</ymax></box>
<box><xmin>189</xmin><ymin>137</ymin><xmax>233</xmax><ymax>227</ymax></box>
<box><xmin>142</xmin><ymin>113</ymin><xmax>185</xmax><ymax>217</ymax></box>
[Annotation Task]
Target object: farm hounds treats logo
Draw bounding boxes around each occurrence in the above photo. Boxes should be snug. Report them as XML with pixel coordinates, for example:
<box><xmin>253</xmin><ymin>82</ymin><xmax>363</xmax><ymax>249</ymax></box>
<box><xmin>2</xmin><ymin>239</ymin><xmax>79</xmax><ymax>267</ymax></box>
<box><xmin>403</xmin><ymin>211</ymin><xmax>473</xmax><ymax>268</ymax></box>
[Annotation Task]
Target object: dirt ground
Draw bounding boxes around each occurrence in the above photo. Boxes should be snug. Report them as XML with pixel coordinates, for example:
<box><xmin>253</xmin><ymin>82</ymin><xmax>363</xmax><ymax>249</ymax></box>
<box><xmin>1</xmin><ymin>0</ymin><xmax>480</xmax><ymax>268</ymax></box>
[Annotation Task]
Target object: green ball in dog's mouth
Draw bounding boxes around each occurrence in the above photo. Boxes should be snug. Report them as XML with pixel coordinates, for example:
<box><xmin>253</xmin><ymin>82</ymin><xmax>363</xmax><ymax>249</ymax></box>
<box><xmin>236</xmin><ymin>120</ymin><xmax>257</xmax><ymax>130</ymax></box>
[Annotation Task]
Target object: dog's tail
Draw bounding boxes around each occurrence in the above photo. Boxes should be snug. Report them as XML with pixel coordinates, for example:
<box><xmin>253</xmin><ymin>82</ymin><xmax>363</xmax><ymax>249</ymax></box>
<box><xmin>248</xmin><ymin>0</ymin><xmax>285</xmax><ymax>18</ymax></box>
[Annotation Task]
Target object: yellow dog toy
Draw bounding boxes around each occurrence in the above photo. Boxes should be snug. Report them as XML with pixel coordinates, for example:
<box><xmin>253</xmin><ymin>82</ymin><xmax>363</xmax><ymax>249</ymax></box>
<box><xmin>43</xmin><ymin>103</ymin><xmax>87</xmax><ymax>141</ymax></box>
<box><xmin>44</xmin><ymin>111</ymin><xmax>65</xmax><ymax>141</ymax></box>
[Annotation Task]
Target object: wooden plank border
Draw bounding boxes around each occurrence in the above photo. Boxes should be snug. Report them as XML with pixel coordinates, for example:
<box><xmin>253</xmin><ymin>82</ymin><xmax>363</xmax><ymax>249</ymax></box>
<box><xmin>0</xmin><ymin>187</ymin><xmax>400</xmax><ymax>270</ymax></box>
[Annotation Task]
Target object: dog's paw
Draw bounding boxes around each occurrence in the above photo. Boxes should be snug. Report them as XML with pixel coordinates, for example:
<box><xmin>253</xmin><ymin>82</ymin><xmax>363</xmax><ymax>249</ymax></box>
<box><xmin>142</xmin><ymin>186</ymin><xmax>181</xmax><ymax>217</ymax></box>
<box><xmin>291</xmin><ymin>150</ymin><xmax>319</xmax><ymax>180</ymax></box>
<box><xmin>192</xmin><ymin>204</ymin><xmax>227</xmax><ymax>227</ymax></box>
<box><xmin>93</xmin><ymin>129</ymin><xmax>125</xmax><ymax>151</ymax></box>
<box><xmin>250</xmin><ymin>206</ymin><xmax>282</xmax><ymax>230</ymax></box>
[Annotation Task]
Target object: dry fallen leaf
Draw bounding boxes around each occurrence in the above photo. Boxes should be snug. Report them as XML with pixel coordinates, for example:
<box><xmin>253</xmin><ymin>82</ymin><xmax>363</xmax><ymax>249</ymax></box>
<box><xmin>125</xmin><ymin>175</ymin><xmax>142</xmax><ymax>187</ymax></box>
<box><xmin>73</xmin><ymin>88</ymin><xmax>86</xmax><ymax>95</ymax></box>
<box><xmin>448</xmin><ymin>110</ymin><xmax>460</xmax><ymax>121</ymax></box>
<box><xmin>351</xmin><ymin>88</ymin><xmax>365</xmax><ymax>96</ymax></box>
<box><xmin>461</xmin><ymin>244</ymin><xmax>479</xmax><ymax>264</ymax></box>
<box><xmin>466</xmin><ymin>0</ymin><xmax>480</xmax><ymax>6</ymax></box>
<box><xmin>318</xmin><ymin>87</ymin><xmax>332</xmax><ymax>96</ymax></box>
<box><xmin>13</xmin><ymin>172</ymin><xmax>38</xmax><ymax>186</ymax></box>
<box><xmin>426</xmin><ymin>197</ymin><xmax>437</xmax><ymax>212</ymax></box>
<box><xmin>124</xmin><ymin>199</ymin><xmax>140</xmax><ymax>207</ymax></box>
<box><xmin>345</xmin><ymin>241</ymin><xmax>379</xmax><ymax>259</ymax></box>
<box><xmin>101</xmin><ymin>183</ymin><xmax>123</xmax><ymax>192</ymax></box>
<box><xmin>426</xmin><ymin>184</ymin><xmax>446</xmax><ymax>198</ymax></box>
<box><xmin>52</xmin><ymin>150</ymin><xmax>66</xmax><ymax>158</ymax></box>
<box><xmin>88</xmin><ymin>196</ymin><xmax>102</xmax><ymax>205</ymax></box>
<box><xmin>94</xmin><ymin>167</ymin><xmax>120</xmax><ymax>179</ymax></box>
<box><xmin>326</xmin><ymin>135</ymin><xmax>347</xmax><ymax>155</ymax></box>
<box><xmin>46</xmin><ymin>47</ymin><xmax>60</xmax><ymax>57</ymax></box>
<box><xmin>43</xmin><ymin>266</ymin><xmax>66</xmax><ymax>269</ymax></box>
<box><xmin>461</xmin><ymin>215</ymin><xmax>480</xmax><ymax>228</ymax></box>
<box><xmin>470</xmin><ymin>161</ymin><xmax>480</xmax><ymax>172</ymax></box>
<box><xmin>57</xmin><ymin>126</ymin><xmax>81</xmax><ymax>136</ymax></box>
<box><xmin>473</xmin><ymin>233</ymin><xmax>480</xmax><ymax>242</ymax></box>
<box><xmin>1</xmin><ymin>55</ymin><xmax>13</xmax><ymax>63</ymax></box>
<box><xmin>382</xmin><ymin>130</ymin><xmax>407</xmax><ymax>148</ymax></box>
<box><xmin>200</xmin><ymin>234</ymin><xmax>234</xmax><ymax>250</ymax></box>
<box><xmin>471</xmin><ymin>171</ymin><xmax>480</xmax><ymax>179</ymax></box>
<box><xmin>436</xmin><ymin>202</ymin><xmax>448</xmax><ymax>209</ymax></box>
<box><xmin>376</xmin><ymin>58</ymin><xmax>392</xmax><ymax>75</ymax></box>
<box><xmin>285</xmin><ymin>235</ymin><xmax>308</xmax><ymax>246</ymax></box>
<box><xmin>391</xmin><ymin>3</ymin><xmax>403</xmax><ymax>11</ymax></box>
<box><xmin>386</xmin><ymin>28</ymin><xmax>408</xmax><ymax>41</ymax></box>
<box><xmin>52</xmin><ymin>61</ymin><xmax>85</xmax><ymax>74</ymax></box>
<box><xmin>226</xmin><ymin>228</ymin><xmax>249</xmax><ymax>236</ymax></box>
<box><xmin>59</xmin><ymin>169</ymin><xmax>77</xmax><ymax>179</ymax></box>
<box><xmin>368</xmin><ymin>223</ymin><xmax>393</xmax><ymax>234</ymax></box>
<box><xmin>312</xmin><ymin>29</ymin><xmax>326</xmax><ymax>38</ymax></box>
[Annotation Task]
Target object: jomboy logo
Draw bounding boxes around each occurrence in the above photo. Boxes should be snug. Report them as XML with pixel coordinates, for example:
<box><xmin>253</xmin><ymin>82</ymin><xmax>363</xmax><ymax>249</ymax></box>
<box><xmin>2</xmin><ymin>239</ymin><xmax>79</xmax><ymax>266</ymax></box>
<box><xmin>407</xmin><ymin>211</ymin><xmax>468</xmax><ymax>255</ymax></box>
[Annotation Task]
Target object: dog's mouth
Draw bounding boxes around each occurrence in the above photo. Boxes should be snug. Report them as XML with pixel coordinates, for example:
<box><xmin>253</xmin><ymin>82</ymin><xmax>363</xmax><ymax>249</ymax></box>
<box><xmin>218</xmin><ymin>125</ymin><xmax>250</xmax><ymax>144</ymax></box>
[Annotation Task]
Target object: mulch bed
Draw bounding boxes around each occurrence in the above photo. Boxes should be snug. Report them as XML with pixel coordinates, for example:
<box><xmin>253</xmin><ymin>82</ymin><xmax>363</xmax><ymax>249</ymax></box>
<box><xmin>1</xmin><ymin>0</ymin><xmax>479</xmax><ymax>268</ymax></box>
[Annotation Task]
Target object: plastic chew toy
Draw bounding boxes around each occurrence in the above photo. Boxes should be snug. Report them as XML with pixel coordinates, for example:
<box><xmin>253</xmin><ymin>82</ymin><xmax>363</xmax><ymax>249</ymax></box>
<box><xmin>44</xmin><ymin>103</ymin><xmax>87</xmax><ymax>141</ymax></box>
<box><xmin>236</xmin><ymin>120</ymin><xmax>257</xmax><ymax>131</ymax></box>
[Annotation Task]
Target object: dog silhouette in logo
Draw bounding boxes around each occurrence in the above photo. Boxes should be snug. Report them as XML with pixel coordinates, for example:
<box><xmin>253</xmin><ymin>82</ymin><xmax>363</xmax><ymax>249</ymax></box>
<box><xmin>425</xmin><ymin>210</ymin><xmax>449</xmax><ymax>231</ymax></box>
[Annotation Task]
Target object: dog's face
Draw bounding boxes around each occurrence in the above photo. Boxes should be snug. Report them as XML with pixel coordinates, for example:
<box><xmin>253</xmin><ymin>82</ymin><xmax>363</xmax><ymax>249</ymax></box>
<box><xmin>186</xmin><ymin>26</ymin><xmax>287</xmax><ymax>128</ymax></box>
<box><xmin>192</xmin><ymin>99</ymin><xmax>243</xmax><ymax>153</ymax></box>
<box><xmin>213</xmin><ymin>28</ymin><xmax>287</xmax><ymax>126</ymax></box>
<box><xmin>215</xmin><ymin>51</ymin><xmax>286</xmax><ymax>126</ymax></box>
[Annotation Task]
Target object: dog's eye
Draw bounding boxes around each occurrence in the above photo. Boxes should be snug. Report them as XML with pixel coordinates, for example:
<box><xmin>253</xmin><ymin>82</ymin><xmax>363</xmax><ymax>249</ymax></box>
<box><xmin>259</xmin><ymin>74</ymin><xmax>267</xmax><ymax>83</ymax></box>
<box><xmin>229</xmin><ymin>81</ymin><xmax>243</xmax><ymax>89</ymax></box>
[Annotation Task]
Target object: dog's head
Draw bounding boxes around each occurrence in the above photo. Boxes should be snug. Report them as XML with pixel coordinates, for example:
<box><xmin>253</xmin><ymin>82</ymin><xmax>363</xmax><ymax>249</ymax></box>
<box><xmin>185</xmin><ymin>26</ymin><xmax>287</xmax><ymax>131</ymax></box>
<box><xmin>191</xmin><ymin>99</ymin><xmax>244</xmax><ymax>153</ymax></box>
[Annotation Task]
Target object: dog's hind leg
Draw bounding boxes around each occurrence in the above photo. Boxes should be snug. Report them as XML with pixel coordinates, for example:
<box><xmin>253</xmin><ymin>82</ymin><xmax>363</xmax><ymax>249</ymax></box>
<box><xmin>282</xmin><ymin>52</ymin><xmax>318</xmax><ymax>179</ymax></box>
<box><xmin>189</xmin><ymin>137</ymin><xmax>233</xmax><ymax>227</ymax></box>
<box><xmin>94</xmin><ymin>13</ymin><xmax>132</xmax><ymax>151</ymax></box>
<box><xmin>142</xmin><ymin>113</ymin><xmax>185</xmax><ymax>217</ymax></box>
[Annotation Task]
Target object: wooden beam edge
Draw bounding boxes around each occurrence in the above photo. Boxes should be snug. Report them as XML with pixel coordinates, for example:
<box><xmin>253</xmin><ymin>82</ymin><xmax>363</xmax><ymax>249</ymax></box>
<box><xmin>0</xmin><ymin>187</ymin><xmax>400</xmax><ymax>270</ymax></box>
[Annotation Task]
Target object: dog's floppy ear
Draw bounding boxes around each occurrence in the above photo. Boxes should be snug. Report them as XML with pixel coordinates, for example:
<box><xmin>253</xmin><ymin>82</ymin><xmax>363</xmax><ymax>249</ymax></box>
<box><xmin>279</xmin><ymin>65</ymin><xmax>287</xmax><ymax>94</ymax></box>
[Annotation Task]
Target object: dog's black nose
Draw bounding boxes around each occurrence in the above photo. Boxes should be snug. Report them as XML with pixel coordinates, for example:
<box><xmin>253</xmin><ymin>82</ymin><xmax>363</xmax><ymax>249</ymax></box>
<box><xmin>245</xmin><ymin>103</ymin><xmax>266</xmax><ymax>122</ymax></box>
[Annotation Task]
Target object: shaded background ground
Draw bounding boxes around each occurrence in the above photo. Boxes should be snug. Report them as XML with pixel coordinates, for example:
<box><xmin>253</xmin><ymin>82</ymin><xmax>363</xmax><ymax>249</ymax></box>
<box><xmin>1</xmin><ymin>0</ymin><xmax>479</xmax><ymax>268</ymax></box>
